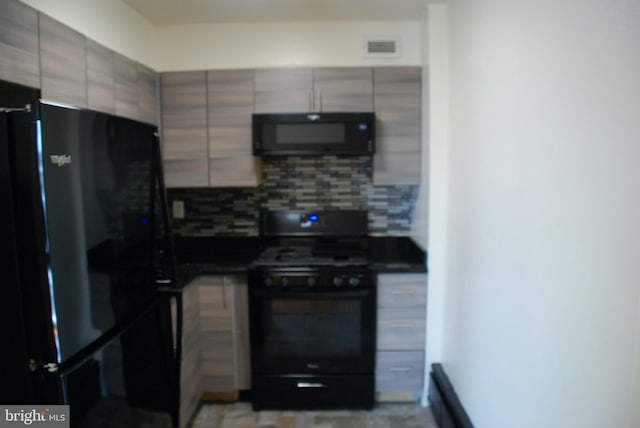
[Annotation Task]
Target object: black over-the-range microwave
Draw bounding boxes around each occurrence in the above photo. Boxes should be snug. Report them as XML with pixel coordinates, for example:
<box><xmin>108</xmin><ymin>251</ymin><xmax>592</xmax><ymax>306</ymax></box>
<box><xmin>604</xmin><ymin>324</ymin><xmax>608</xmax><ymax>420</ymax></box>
<box><xmin>252</xmin><ymin>112</ymin><xmax>375</xmax><ymax>156</ymax></box>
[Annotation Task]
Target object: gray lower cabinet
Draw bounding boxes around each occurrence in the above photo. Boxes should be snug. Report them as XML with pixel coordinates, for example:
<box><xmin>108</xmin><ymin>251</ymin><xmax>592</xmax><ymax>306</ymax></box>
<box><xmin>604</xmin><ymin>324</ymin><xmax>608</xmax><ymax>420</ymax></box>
<box><xmin>179</xmin><ymin>279</ymin><xmax>202</xmax><ymax>428</ymax></box>
<box><xmin>0</xmin><ymin>0</ymin><xmax>40</xmax><ymax>89</ymax></box>
<box><xmin>196</xmin><ymin>275</ymin><xmax>250</xmax><ymax>392</ymax></box>
<box><xmin>179</xmin><ymin>275</ymin><xmax>250</xmax><ymax>427</ymax></box>
<box><xmin>373</xmin><ymin>67</ymin><xmax>422</xmax><ymax>185</ymax></box>
<box><xmin>376</xmin><ymin>273</ymin><xmax>427</xmax><ymax>399</ymax></box>
<box><xmin>39</xmin><ymin>13</ymin><xmax>87</xmax><ymax>108</ymax></box>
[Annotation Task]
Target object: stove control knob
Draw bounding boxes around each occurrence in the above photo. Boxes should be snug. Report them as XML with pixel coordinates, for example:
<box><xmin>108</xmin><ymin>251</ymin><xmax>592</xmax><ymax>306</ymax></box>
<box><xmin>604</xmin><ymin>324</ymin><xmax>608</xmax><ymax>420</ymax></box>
<box><xmin>333</xmin><ymin>276</ymin><xmax>344</xmax><ymax>287</ymax></box>
<box><xmin>281</xmin><ymin>277</ymin><xmax>289</xmax><ymax>287</ymax></box>
<box><xmin>348</xmin><ymin>277</ymin><xmax>360</xmax><ymax>287</ymax></box>
<box><xmin>264</xmin><ymin>277</ymin><xmax>273</xmax><ymax>287</ymax></box>
<box><xmin>307</xmin><ymin>277</ymin><xmax>317</xmax><ymax>287</ymax></box>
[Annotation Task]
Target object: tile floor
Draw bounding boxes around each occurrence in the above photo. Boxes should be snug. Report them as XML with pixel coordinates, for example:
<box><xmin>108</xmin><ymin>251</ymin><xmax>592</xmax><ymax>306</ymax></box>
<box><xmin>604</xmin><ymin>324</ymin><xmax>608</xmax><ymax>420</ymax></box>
<box><xmin>189</xmin><ymin>401</ymin><xmax>437</xmax><ymax>428</ymax></box>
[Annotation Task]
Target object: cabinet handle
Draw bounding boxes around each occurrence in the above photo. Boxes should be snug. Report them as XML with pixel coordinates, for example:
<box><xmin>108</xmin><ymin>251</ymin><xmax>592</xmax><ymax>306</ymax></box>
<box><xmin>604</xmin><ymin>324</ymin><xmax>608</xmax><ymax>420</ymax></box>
<box><xmin>309</xmin><ymin>92</ymin><xmax>313</xmax><ymax>112</ymax></box>
<box><xmin>222</xmin><ymin>285</ymin><xmax>227</xmax><ymax>310</ymax></box>
<box><xmin>389</xmin><ymin>367</ymin><xmax>413</xmax><ymax>372</ymax></box>
<box><xmin>318</xmin><ymin>91</ymin><xmax>323</xmax><ymax>112</ymax></box>
<box><xmin>391</xmin><ymin>322</ymin><xmax>417</xmax><ymax>328</ymax></box>
<box><xmin>391</xmin><ymin>289</ymin><xmax>416</xmax><ymax>295</ymax></box>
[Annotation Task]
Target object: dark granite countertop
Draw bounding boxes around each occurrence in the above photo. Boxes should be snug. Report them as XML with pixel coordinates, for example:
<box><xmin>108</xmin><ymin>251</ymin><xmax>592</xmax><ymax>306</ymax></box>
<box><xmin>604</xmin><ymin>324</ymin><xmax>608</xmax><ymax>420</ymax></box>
<box><xmin>170</xmin><ymin>235</ymin><xmax>427</xmax><ymax>287</ymax></box>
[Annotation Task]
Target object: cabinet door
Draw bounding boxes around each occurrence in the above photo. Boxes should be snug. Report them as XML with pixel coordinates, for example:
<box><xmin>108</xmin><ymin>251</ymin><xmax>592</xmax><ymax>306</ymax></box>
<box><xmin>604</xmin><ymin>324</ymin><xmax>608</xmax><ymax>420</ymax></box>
<box><xmin>377</xmin><ymin>307</ymin><xmax>426</xmax><ymax>350</ymax></box>
<box><xmin>378</xmin><ymin>273</ymin><xmax>427</xmax><ymax>307</ymax></box>
<box><xmin>137</xmin><ymin>63</ymin><xmax>158</xmax><ymax>125</ymax></box>
<box><xmin>207</xmin><ymin>70</ymin><xmax>258</xmax><ymax>187</ymax></box>
<box><xmin>196</xmin><ymin>276</ymin><xmax>235</xmax><ymax>392</ymax></box>
<box><xmin>179</xmin><ymin>281</ymin><xmax>202</xmax><ymax>428</ymax></box>
<box><xmin>39</xmin><ymin>14</ymin><xmax>87</xmax><ymax>108</ymax></box>
<box><xmin>0</xmin><ymin>1</ymin><xmax>39</xmax><ymax>89</ymax></box>
<box><xmin>160</xmin><ymin>71</ymin><xmax>209</xmax><ymax>187</ymax></box>
<box><xmin>254</xmin><ymin>68</ymin><xmax>313</xmax><ymax>113</ymax></box>
<box><xmin>373</xmin><ymin>67</ymin><xmax>422</xmax><ymax>185</ymax></box>
<box><xmin>114</xmin><ymin>53</ymin><xmax>138</xmax><ymax>119</ymax></box>
<box><xmin>313</xmin><ymin>68</ymin><xmax>373</xmax><ymax>112</ymax></box>
<box><xmin>227</xmin><ymin>276</ymin><xmax>251</xmax><ymax>390</ymax></box>
<box><xmin>86</xmin><ymin>38</ymin><xmax>115</xmax><ymax>115</ymax></box>
<box><xmin>376</xmin><ymin>350</ymin><xmax>424</xmax><ymax>391</ymax></box>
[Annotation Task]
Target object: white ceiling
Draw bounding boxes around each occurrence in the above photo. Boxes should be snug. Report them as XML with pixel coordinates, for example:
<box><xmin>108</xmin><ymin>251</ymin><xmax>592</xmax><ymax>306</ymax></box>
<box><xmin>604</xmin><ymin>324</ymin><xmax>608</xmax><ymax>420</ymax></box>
<box><xmin>122</xmin><ymin>0</ymin><xmax>432</xmax><ymax>25</ymax></box>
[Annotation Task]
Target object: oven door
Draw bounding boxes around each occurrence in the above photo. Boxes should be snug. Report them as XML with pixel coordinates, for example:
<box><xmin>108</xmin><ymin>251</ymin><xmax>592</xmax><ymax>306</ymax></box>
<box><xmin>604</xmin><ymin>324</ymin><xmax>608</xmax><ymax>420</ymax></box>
<box><xmin>248</xmin><ymin>286</ymin><xmax>376</xmax><ymax>375</ymax></box>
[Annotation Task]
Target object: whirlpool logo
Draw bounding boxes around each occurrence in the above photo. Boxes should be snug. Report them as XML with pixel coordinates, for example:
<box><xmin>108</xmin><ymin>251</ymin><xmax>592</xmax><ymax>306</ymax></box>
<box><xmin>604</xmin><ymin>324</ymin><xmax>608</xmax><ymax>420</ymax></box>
<box><xmin>1</xmin><ymin>406</ymin><xmax>69</xmax><ymax>427</ymax></box>
<box><xmin>49</xmin><ymin>155</ymin><xmax>71</xmax><ymax>167</ymax></box>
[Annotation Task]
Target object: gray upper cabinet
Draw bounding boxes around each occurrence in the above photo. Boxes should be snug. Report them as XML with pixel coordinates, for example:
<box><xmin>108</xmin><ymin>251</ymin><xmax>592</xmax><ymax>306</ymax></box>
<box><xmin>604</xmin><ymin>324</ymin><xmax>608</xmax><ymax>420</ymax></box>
<box><xmin>313</xmin><ymin>67</ymin><xmax>373</xmax><ymax>112</ymax></box>
<box><xmin>86</xmin><ymin>38</ymin><xmax>115</xmax><ymax>115</ymax></box>
<box><xmin>39</xmin><ymin>14</ymin><xmax>87</xmax><ymax>108</ymax></box>
<box><xmin>254</xmin><ymin>67</ymin><xmax>373</xmax><ymax>113</ymax></box>
<box><xmin>0</xmin><ymin>1</ymin><xmax>39</xmax><ymax>89</ymax></box>
<box><xmin>254</xmin><ymin>68</ymin><xmax>313</xmax><ymax>113</ymax></box>
<box><xmin>373</xmin><ymin>67</ymin><xmax>422</xmax><ymax>185</ymax></box>
<box><xmin>87</xmin><ymin>40</ymin><xmax>158</xmax><ymax>124</ymax></box>
<box><xmin>161</xmin><ymin>71</ymin><xmax>209</xmax><ymax>188</ymax></box>
<box><xmin>207</xmin><ymin>69</ymin><xmax>258</xmax><ymax>187</ymax></box>
<box><xmin>114</xmin><ymin>53</ymin><xmax>138</xmax><ymax>119</ymax></box>
<box><xmin>137</xmin><ymin>63</ymin><xmax>158</xmax><ymax>125</ymax></box>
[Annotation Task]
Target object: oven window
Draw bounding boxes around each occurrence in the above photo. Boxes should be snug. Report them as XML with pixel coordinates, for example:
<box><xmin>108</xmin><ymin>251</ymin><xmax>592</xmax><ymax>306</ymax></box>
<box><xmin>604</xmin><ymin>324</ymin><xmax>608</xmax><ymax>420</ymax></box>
<box><xmin>264</xmin><ymin>299</ymin><xmax>361</xmax><ymax>358</ymax></box>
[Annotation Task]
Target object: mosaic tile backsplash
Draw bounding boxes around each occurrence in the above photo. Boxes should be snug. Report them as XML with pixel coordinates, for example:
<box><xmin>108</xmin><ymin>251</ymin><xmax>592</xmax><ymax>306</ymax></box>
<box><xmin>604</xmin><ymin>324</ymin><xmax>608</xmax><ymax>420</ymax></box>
<box><xmin>167</xmin><ymin>156</ymin><xmax>418</xmax><ymax>236</ymax></box>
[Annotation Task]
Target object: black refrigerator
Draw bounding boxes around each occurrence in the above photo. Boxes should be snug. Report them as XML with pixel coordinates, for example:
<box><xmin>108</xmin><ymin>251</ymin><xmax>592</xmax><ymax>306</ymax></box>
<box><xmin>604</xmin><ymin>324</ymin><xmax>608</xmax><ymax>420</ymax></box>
<box><xmin>1</xmin><ymin>84</ymin><xmax>181</xmax><ymax>427</ymax></box>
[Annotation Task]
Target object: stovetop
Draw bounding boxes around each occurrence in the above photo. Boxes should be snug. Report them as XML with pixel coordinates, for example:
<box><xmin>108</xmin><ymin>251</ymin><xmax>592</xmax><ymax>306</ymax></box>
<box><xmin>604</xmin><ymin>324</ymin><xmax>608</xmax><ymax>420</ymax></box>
<box><xmin>251</xmin><ymin>245</ymin><xmax>368</xmax><ymax>268</ymax></box>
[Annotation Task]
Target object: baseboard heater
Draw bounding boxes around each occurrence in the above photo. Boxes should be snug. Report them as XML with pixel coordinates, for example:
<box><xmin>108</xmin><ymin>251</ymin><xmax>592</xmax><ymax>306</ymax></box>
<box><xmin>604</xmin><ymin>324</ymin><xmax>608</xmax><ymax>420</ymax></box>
<box><xmin>428</xmin><ymin>363</ymin><xmax>475</xmax><ymax>428</ymax></box>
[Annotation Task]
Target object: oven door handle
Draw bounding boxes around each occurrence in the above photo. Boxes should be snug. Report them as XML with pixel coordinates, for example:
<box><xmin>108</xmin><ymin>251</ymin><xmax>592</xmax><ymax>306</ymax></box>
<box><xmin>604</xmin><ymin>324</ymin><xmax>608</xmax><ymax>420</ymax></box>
<box><xmin>297</xmin><ymin>381</ymin><xmax>327</xmax><ymax>389</ymax></box>
<box><xmin>251</xmin><ymin>289</ymin><xmax>373</xmax><ymax>299</ymax></box>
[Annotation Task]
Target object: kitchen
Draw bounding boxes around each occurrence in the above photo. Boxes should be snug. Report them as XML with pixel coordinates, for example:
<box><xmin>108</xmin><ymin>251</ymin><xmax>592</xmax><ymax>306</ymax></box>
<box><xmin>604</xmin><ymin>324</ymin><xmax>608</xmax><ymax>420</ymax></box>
<box><xmin>3</xmin><ymin>1</ymin><xmax>640</xmax><ymax>428</ymax></box>
<box><xmin>1</xmin><ymin>0</ymin><xmax>432</xmax><ymax>426</ymax></box>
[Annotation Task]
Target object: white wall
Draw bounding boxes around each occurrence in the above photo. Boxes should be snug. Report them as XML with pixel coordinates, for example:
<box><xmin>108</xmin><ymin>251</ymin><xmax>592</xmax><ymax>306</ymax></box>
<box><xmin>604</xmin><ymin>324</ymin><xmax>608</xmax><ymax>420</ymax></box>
<box><xmin>19</xmin><ymin>0</ymin><xmax>155</xmax><ymax>66</ymax></box>
<box><xmin>442</xmin><ymin>0</ymin><xmax>640</xmax><ymax>427</ymax></box>
<box><xmin>18</xmin><ymin>0</ymin><xmax>422</xmax><ymax>71</ymax></box>
<box><xmin>420</xmin><ymin>3</ymin><xmax>449</xmax><ymax>404</ymax></box>
<box><xmin>152</xmin><ymin>21</ymin><xmax>421</xmax><ymax>71</ymax></box>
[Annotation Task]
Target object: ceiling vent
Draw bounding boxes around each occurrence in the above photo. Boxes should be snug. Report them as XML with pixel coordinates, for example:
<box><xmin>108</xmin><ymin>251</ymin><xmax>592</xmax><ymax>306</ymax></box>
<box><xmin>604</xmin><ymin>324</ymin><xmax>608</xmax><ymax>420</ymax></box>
<box><xmin>363</xmin><ymin>36</ymin><xmax>401</xmax><ymax>59</ymax></box>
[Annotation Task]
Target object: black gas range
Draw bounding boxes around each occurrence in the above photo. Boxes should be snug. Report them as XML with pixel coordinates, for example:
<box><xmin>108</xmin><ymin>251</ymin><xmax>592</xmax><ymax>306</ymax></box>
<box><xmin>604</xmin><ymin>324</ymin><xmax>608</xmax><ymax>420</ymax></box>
<box><xmin>248</xmin><ymin>210</ymin><xmax>377</xmax><ymax>410</ymax></box>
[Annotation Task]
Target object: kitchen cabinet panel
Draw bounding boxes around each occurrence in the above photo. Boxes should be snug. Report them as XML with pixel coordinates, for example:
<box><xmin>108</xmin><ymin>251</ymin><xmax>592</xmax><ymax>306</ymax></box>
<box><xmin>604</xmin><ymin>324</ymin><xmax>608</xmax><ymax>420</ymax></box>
<box><xmin>376</xmin><ymin>351</ymin><xmax>424</xmax><ymax>391</ymax></box>
<box><xmin>376</xmin><ymin>273</ymin><xmax>427</xmax><ymax>400</ymax></box>
<box><xmin>193</xmin><ymin>275</ymin><xmax>250</xmax><ymax>393</ymax></box>
<box><xmin>0</xmin><ymin>1</ymin><xmax>39</xmax><ymax>89</ymax></box>
<box><xmin>377</xmin><ymin>307</ymin><xmax>426</xmax><ymax>350</ymax></box>
<box><xmin>313</xmin><ymin>67</ymin><xmax>373</xmax><ymax>112</ymax></box>
<box><xmin>114</xmin><ymin>53</ymin><xmax>138</xmax><ymax>119</ymax></box>
<box><xmin>254</xmin><ymin>67</ymin><xmax>374</xmax><ymax>113</ymax></box>
<box><xmin>137</xmin><ymin>63</ymin><xmax>158</xmax><ymax>125</ymax></box>
<box><xmin>254</xmin><ymin>68</ymin><xmax>313</xmax><ymax>113</ymax></box>
<box><xmin>378</xmin><ymin>273</ymin><xmax>427</xmax><ymax>307</ymax></box>
<box><xmin>373</xmin><ymin>67</ymin><xmax>422</xmax><ymax>185</ymax></box>
<box><xmin>179</xmin><ymin>281</ymin><xmax>202</xmax><ymax>428</ymax></box>
<box><xmin>207</xmin><ymin>69</ymin><xmax>258</xmax><ymax>187</ymax></box>
<box><xmin>86</xmin><ymin>38</ymin><xmax>115</xmax><ymax>115</ymax></box>
<box><xmin>161</xmin><ymin>71</ymin><xmax>208</xmax><ymax>187</ymax></box>
<box><xmin>39</xmin><ymin>14</ymin><xmax>87</xmax><ymax>108</ymax></box>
